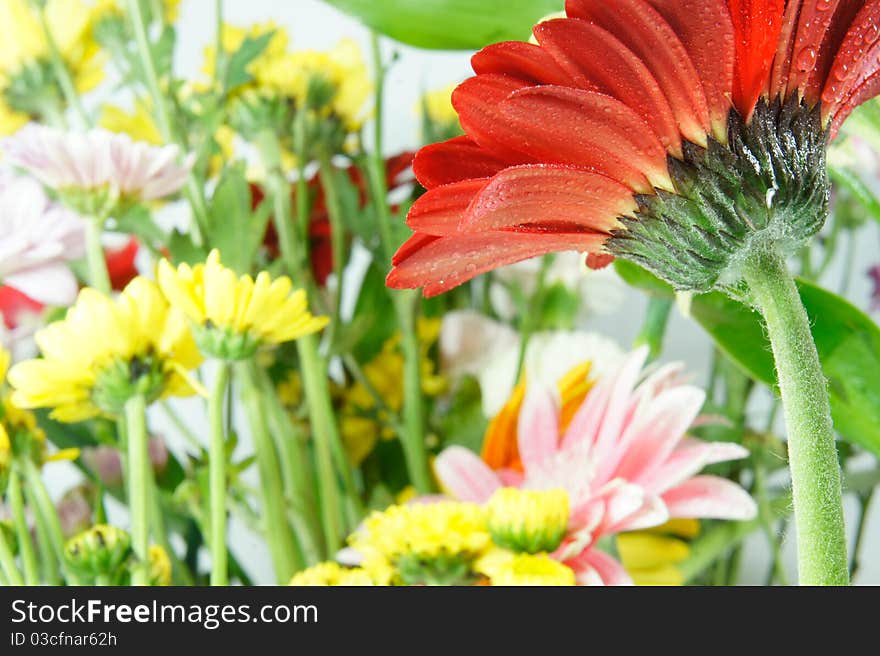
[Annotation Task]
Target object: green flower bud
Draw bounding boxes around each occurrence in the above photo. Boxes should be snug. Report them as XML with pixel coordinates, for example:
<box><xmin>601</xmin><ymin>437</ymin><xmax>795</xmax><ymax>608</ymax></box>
<box><xmin>64</xmin><ymin>524</ymin><xmax>132</xmax><ymax>583</ymax></box>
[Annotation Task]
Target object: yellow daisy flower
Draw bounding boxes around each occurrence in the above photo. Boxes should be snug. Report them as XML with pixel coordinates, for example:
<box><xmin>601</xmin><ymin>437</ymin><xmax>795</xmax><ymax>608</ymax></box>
<box><xmin>288</xmin><ymin>561</ymin><xmax>378</xmax><ymax>587</ymax></box>
<box><xmin>487</xmin><ymin>488</ymin><xmax>569</xmax><ymax>554</ymax></box>
<box><xmin>350</xmin><ymin>501</ymin><xmax>490</xmax><ymax>585</ymax></box>
<box><xmin>419</xmin><ymin>83</ymin><xmax>459</xmax><ymax>126</ymax></box>
<box><xmin>99</xmin><ymin>101</ymin><xmax>163</xmax><ymax>145</ymax></box>
<box><xmin>617</xmin><ymin>519</ymin><xmax>700</xmax><ymax>586</ymax></box>
<box><xmin>157</xmin><ymin>249</ymin><xmax>328</xmax><ymax>361</ymax></box>
<box><xmin>8</xmin><ymin>277</ymin><xmax>202</xmax><ymax>422</ymax></box>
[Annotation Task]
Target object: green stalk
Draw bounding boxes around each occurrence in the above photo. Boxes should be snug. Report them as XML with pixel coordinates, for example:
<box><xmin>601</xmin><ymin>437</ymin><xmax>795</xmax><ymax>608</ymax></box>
<box><xmin>85</xmin><ymin>218</ymin><xmax>111</xmax><ymax>294</ymax></box>
<box><xmin>742</xmin><ymin>246</ymin><xmax>849</xmax><ymax>585</ymax></box>
<box><xmin>23</xmin><ymin>460</ymin><xmax>78</xmax><ymax>584</ymax></box>
<box><xmin>317</xmin><ymin>151</ymin><xmax>348</xmax><ymax>333</ymax></box>
<box><xmin>514</xmin><ymin>255</ymin><xmax>551</xmax><ymax>382</ymax></box>
<box><xmin>123</xmin><ymin>0</ymin><xmax>209</xmax><ymax>246</ymax></box>
<box><xmin>24</xmin><ymin>485</ymin><xmax>59</xmax><ymax>585</ymax></box>
<box><xmin>124</xmin><ymin>393</ymin><xmax>150</xmax><ymax>585</ymax></box>
<box><xmin>8</xmin><ymin>467</ymin><xmax>40</xmax><ymax>585</ymax></box>
<box><xmin>255</xmin><ymin>368</ymin><xmax>324</xmax><ymax>564</ymax></box>
<box><xmin>238</xmin><ymin>360</ymin><xmax>301</xmax><ymax>581</ymax></box>
<box><xmin>0</xmin><ymin>517</ymin><xmax>23</xmax><ymax>585</ymax></box>
<box><xmin>634</xmin><ymin>296</ymin><xmax>674</xmax><ymax>361</ymax></box>
<box><xmin>37</xmin><ymin>6</ymin><xmax>90</xmax><ymax>129</ymax></box>
<box><xmin>207</xmin><ymin>363</ymin><xmax>230</xmax><ymax>585</ymax></box>
<box><xmin>367</xmin><ymin>32</ymin><xmax>432</xmax><ymax>493</ymax></box>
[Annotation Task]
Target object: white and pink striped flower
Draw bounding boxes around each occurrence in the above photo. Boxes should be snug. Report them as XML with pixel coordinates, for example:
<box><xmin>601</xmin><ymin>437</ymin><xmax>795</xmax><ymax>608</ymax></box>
<box><xmin>2</xmin><ymin>124</ymin><xmax>193</xmax><ymax>203</ymax></box>
<box><xmin>435</xmin><ymin>346</ymin><xmax>757</xmax><ymax>586</ymax></box>
<box><xmin>0</xmin><ymin>172</ymin><xmax>84</xmax><ymax>307</ymax></box>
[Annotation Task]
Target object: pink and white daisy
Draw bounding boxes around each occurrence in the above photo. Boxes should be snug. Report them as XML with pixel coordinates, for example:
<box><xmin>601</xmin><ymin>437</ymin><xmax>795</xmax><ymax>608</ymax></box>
<box><xmin>2</xmin><ymin>124</ymin><xmax>193</xmax><ymax>203</ymax></box>
<box><xmin>435</xmin><ymin>346</ymin><xmax>757</xmax><ymax>586</ymax></box>
<box><xmin>0</xmin><ymin>172</ymin><xmax>84</xmax><ymax>307</ymax></box>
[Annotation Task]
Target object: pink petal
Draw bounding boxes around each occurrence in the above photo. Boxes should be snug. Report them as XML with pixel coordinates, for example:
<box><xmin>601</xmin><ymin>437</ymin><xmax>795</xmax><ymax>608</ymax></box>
<box><xmin>517</xmin><ymin>385</ymin><xmax>561</xmax><ymax>474</ymax></box>
<box><xmin>662</xmin><ymin>475</ymin><xmax>758</xmax><ymax>520</ymax></box>
<box><xmin>567</xmin><ymin>548</ymin><xmax>634</xmax><ymax>586</ymax></box>
<box><xmin>638</xmin><ymin>439</ymin><xmax>750</xmax><ymax>494</ymax></box>
<box><xmin>433</xmin><ymin>446</ymin><xmax>501</xmax><ymax>503</ymax></box>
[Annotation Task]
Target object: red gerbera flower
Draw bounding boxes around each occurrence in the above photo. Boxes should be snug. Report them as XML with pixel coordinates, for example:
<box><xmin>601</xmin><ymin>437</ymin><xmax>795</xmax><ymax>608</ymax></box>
<box><xmin>387</xmin><ymin>0</ymin><xmax>880</xmax><ymax>297</ymax></box>
<box><xmin>105</xmin><ymin>237</ymin><xmax>141</xmax><ymax>292</ymax></box>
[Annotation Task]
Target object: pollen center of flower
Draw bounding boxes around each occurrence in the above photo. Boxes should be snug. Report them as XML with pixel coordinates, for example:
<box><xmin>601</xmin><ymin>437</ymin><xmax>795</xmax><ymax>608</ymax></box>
<box><xmin>608</xmin><ymin>97</ymin><xmax>830</xmax><ymax>293</ymax></box>
<box><xmin>487</xmin><ymin>487</ymin><xmax>570</xmax><ymax>555</ymax></box>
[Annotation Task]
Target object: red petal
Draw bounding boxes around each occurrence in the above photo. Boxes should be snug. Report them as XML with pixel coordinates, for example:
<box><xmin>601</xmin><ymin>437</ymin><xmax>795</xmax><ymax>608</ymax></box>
<box><xmin>471</xmin><ymin>41</ymin><xmax>575</xmax><ymax>86</ymax></box>
<box><xmin>534</xmin><ymin>19</ymin><xmax>683</xmax><ymax>156</ymax></box>
<box><xmin>498</xmin><ymin>85</ymin><xmax>672</xmax><ymax>193</ymax></box>
<box><xmin>105</xmin><ymin>238</ymin><xmax>140</xmax><ymax>291</ymax></box>
<box><xmin>587</xmin><ymin>253</ymin><xmax>615</xmax><ymax>270</ymax></box>
<box><xmin>452</xmin><ymin>74</ymin><xmax>538</xmax><ymax>163</ymax></box>
<box><xmin>830</xmin><ymin>67</ymin><xmax>880</xmax><ymax>137</ymax></box>
<box><xmin>769</xmin><ymin>0</ymin><xmax>805</xmax><ymax>100</ymax></box>
<box><xmin>406</xmin><ymin>178</ymin><xmax>490</xmax><ymax>235</ymax></box>
<box><xmin>644</xmin><ymin>0</ymin><xmax>736</xmax><ymax>142</ymax></box>
<box><xmin>822</xmin><ymin>0</ymin><xmax>880</xmax><ymax>118</ymax></box>
<box><xmin>566</xmin><ymin>0</ymin><xmax>711</xmax><ymax>145</ymax></box>
<box><xmin>804</xmin><ymin>1</ymin><xmax>866</xmax><ymax>104</ymax></box>
<box><xmin>461</xmin><ymin>164</ymin><xmax>634</xmax><ymax>234</ymax></box>
<box><xmin>386</xmin><ymin>231</ymin><xmax>607</xmax><ymax>297</ymax></box>
<box><xmin>0</xmin><ymin>285</ymin><xmax>44</xmax><ymax>329</ymax></box>
<box><xmin>413</xmin><ymin>136</ymin><xmax>512</xmax><ymax>189</ymax></box>
<box><xmin>727</xmin><ymin>0</ymin><xmax>785</xmax><ymax>118</ymax></box>
<box><xmin>391</xmin><ymin>233</ymin><xmax>440</xmax><ymax>267</ymax></box>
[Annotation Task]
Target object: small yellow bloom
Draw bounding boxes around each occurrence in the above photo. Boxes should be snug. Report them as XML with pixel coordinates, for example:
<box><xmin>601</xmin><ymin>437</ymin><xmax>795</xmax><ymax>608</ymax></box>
<box><xmin>419</xmin><ymin>83</ymin><xmax>458</xmax><ymax>126</ymax></box>
<box><xmin>1</xmin><ymin>345</ymin><xmax>48</xmax><ymax>468</ymax></box>
<box><xmin>158</xmin><ymin>250</ymin><xmax>328</xmax><ymax>360</ymax></box>
<box><xmin>9</xmin><ymin>277</ymin><xmax>202</xmax><ymax>421</ymax></box>
<box><xmin>487</xmin><ymin>488</ymin><xmax>569</xmax><ymax>554</ymax></box>
<box><xmin>99</xmin><ymin>101</ymin><xmax>163</xmax><ymax>145</ymax></box>
<box><xmin>351</xmin><ymin>501</ymin><xmax>490</xmax><ymax>584</ymax></box>
<box><xmin>289</xmin><ymin>561</ymin><xmax>378</xmax><ymax>586</ymax></box>
<box><xmin>476</xmin><ymin>549</ymin><xmax>575</xmax><ymax>586</ymax></box>
<box><xmin>202</xmin><ymin>22</ymin><xmax>289</xmax><ymax>91</ymax></box>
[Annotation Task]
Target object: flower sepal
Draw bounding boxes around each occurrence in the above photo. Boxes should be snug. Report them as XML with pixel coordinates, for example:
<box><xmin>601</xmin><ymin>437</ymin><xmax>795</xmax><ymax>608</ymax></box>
<box><xmin>609</xmin><ymin>97</ymin><xmax>830</xmax><ymax>294</ymax></box>
<box><xmin>92</xmin><ymin>355</ymin><xmax>168</xmax><ymax>416</ymax></box>
<box><xmin>192</xmin><ymin>323</ymin><xmax>262</xmax><ymax>362</ymax></box>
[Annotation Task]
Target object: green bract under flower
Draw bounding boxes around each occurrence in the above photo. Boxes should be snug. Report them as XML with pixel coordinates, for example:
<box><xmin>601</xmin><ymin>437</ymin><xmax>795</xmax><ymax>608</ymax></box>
<box><xmin>608</xmin><ymin>99</ymin><xmax>830</xmax><ymax>293</ymax></box>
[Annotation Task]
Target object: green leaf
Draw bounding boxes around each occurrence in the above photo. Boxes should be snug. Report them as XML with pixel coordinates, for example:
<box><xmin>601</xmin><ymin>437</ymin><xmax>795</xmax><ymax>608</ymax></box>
<box><xmin>224</xmin><ymin>31</ymin><xmax>276</xmax><ymax>90</ymax></box>
<box><xmin>321</xmin><ymin>0</ymin><xmax>562</xmax><ymax>49</ymax></box>
<box><xmin>538</xmin><ymin>282</ymin><xmax>580</xmax><ymax>330</ymax></box>
<box><xmin>438</xmin><ymin>376</ymin><xmax>487</xmax><ymax>453</ymax></box>
<box><xmin>828</xmin><ymin>163</ymin><xmax>880</xmax><ymax>226</ymax></box>
<box><xmin>691</xmin><ymin>280</ymin><xmax>880</xmax><ymax>456</ymax></box>
<box><xmin>206</xmin><ymin>165</ymin><xmax>270</xmax><ymax>274</ymax></box>
<box><xmin>614</xmin><ymin>260</ymin><xmax>674</xmax><ymax>297</ymax></box>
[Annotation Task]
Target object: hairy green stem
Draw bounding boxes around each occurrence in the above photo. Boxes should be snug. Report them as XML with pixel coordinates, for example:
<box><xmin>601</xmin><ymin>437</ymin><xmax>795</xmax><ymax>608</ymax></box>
<box><xmin>85</xmin><ymin>218</ymin><xmax>111</xmax><ymax>294</ymax></box>
<box><xmin>124</xmin><ymin>394</ymin><xmax>150</xmax><ymax>585</ymax></box>
<box><xmin>8</xmin><ymin>467</ymin><xmax>40</xmax><ymax>585</ymax></box>
<box><xmin>208</xmin><ymin>363</ymin><xmax>230</xmax><ymax>585</ymax></box>
<box><xmin>742</xmin><ymin>246</ymin><xmax>849</xmax><ymax>585</ymax></box>
<box><xmin>238</xmin><ymin>360</ymin><xmax>301</xmax><ymax>581</ymax></box>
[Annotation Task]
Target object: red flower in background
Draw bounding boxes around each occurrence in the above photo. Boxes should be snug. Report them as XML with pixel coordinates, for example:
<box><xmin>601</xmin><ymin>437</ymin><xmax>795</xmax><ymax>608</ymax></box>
<box><xmin>257</xmin><ymin>152</ymin><xmax>415</xmax><ymax>285</ymax></box>
<box><xmin>1</xmin><ymin>238</ymin><xmax>141</xmax><ymax>329</ymax></box>
<box><xmin>387</xmin><ymin>0</ymin><xmax>880</xmax><ymax>297</ymax></box>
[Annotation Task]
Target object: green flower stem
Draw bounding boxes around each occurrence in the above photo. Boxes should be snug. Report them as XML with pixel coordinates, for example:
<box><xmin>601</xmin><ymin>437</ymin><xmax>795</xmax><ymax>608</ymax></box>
<box><xmin>207</xmin><ymin>363</ymin><xmax>231</xmax><ymax>585</ymax></box>
<box><xmin>849</xmin><ymin>490</ymin><xmax>875</xmax><ymax>580</ymax></box>
<box><xmin>23</xmin><ymin>459</ymin><xmax>79</xmax><ymax>585</ymax></box>
<box><xmin>23</xmin><ymin>484</ymin><xmax>60</xmax><ymax>585</ymax></box>
<box><xmin>238</xmin><ymin>360</ymin><xmax>302</xmax><ymax>581</ymax></box>
<box><xmin>255</xmin><ymin>367</ymin><xmax>324</xmax><ymax>565</ymax></box>
<box><xmin>265</xmin><ymin>152</ymin><xmax>361</xmax><ymax>541</ymax></box>
<box><xmin>367</xmin><ymin>32</ymin><xmax>432</xmax><ymax>493</ymax></box>
<box><xmin>634</xmin><ymin>296</ymin><xmax>674</xmax><ymax>361</ymax></box>
<box><xmin>0</xmin><ymin>517</ymin><xmax>23</xmax><ymax>585</ymax></box>
<box><xmin>8</xmin><ymin>467</ymin><xmax>40</xmax><ymax>585</ymax></box>
<box><xmin>85</xmin><ymin>218</ymin><xmax>112</xmax><ymax>294</ymax></box>
<box><xmin>37</xmin><ymin>5</ymin><xmax>90</xmax><ymax>129</ymax></box>
<box><xmin>514</xmin><ymin>255</ymin><xmax>552</xmax><ymax>382</ymax></box>
<box><xmin>123</xmin><ymin>0</ymin><xmax>209</xmax><ymax>247</ymax></box>
<box><xmin>753</xmin><ymin>453</ymin><xmax>789</xmax><ymax>586</ymax></box>
<box><xmin>742</xmin><ymin>246</ymin><xmax>849</xmax><ymax>585</ymax></box>
<box><xmin>124</xmin><ymin>393</ymin><xmax>150</xmax><ymax>585</ymax></box>
<box><xmin>317</xmin><ymin>151</ymin><xmax>348</xmax><ymax>334</ymax></box>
